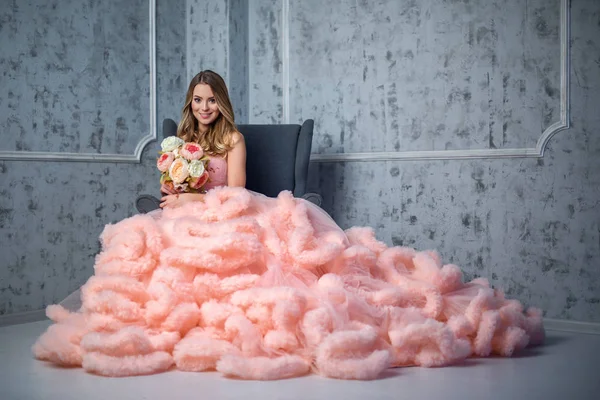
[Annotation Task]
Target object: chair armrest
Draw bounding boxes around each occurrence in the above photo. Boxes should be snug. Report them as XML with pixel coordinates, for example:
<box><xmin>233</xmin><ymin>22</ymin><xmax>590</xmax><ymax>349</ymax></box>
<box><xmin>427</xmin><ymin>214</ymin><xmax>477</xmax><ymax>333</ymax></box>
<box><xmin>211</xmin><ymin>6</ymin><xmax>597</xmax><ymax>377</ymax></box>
<box><xmin>293</xmin><ymin>119</ymin><xmax>314</xmax><ymax>197</ymax></box>
<box><xmin>135</xmin><ymin>194</ymin><xmax>161</xmax><ymax>214</ymax></box>
<box><xmin>301</xmin><ymin>192</ymin><xmax>322</xmax><ymax>207</ymax></box>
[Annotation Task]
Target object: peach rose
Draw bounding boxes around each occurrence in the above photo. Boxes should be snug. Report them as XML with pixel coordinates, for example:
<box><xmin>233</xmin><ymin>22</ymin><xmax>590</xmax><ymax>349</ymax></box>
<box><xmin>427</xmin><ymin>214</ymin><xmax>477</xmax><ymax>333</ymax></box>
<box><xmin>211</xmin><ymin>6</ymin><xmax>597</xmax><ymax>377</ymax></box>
<box><xmin>169</xmin><ymin>157</ymin><xmax>190</xmax><ymax>184</ymax></box>
<box><xmin>180</xmin><ymin>142</ymin><xmax>203</xmax><ymax>160</ymax></box>
<box><xmin>189</xmin><ymin>171</ymin><xmax>210</xmax><ymax>190</ymax></box>
<box><xmin>157</xmin><ymin>152</ymin><xmax>175</xmax><ymax>172</ymax></box>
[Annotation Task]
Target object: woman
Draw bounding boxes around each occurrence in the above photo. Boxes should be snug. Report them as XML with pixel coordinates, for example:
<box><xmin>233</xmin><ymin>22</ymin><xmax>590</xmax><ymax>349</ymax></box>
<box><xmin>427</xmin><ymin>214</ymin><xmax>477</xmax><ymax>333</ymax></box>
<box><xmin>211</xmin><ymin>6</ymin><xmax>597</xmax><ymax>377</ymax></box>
<box><xmin>159</xmin><ymin>70</ymin><xmax>246</xmax><ymax>209</ymax></box>
<box><xmin>32</xmin><ymin>70</ymin><xmax>545</xmax><ymax>380</ymax></box>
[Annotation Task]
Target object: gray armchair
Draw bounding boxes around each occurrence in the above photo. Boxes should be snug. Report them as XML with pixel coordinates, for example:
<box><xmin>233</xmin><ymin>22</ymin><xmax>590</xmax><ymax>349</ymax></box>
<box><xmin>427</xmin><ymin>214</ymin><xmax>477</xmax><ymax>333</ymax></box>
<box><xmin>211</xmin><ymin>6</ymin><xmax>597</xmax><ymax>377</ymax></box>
<box><xmin>135</xmin><ymin>118</ymin><xmax>321</xmax><ymax>213</ymax></box>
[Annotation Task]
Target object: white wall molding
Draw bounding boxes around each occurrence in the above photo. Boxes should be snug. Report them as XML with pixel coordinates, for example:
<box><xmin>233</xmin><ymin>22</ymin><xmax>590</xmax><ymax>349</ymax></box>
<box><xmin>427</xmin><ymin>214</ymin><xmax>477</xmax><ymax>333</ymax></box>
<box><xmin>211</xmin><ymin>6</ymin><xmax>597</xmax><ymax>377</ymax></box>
<box><xmin>225</xmin><ymin>0</ymin><xmax>231</xmax><ymax>89</ymax></box>
<box><xmin>186</xmin><ymin>0</ymin><xmax>192</xmax><ymax>84</ymax></box>
<box><xmin>309</xmin><ymin>147</ymin><xmax>541</xmax><ymax>163</ymax></box>
<box><xmin>282</xmin><ymin>0</ymin><xmax>290</xmax><ymax>124</ymax></box>
<box><xmin>0</xmin><ymin>0</ymin><xmax>157</xmax><ymax>164</ymax></box>
<box><xmin>535</xmin><ymin>0</ymin><xmax>571</xmax><ymax>158</ymax></box>
<box><xmin>0</xmin><ymin>309</ymin><xmax>47</xmax><ymax>327</ymax></box>
<box><xmin>280</xmin><ymin>0</ymin><xmax>571</xmax><ymax>162</ymax></box>
<box><xmin>543</xmin><ymin>318</ymin><xmax>600</xmax><ymax>335</ymax></box>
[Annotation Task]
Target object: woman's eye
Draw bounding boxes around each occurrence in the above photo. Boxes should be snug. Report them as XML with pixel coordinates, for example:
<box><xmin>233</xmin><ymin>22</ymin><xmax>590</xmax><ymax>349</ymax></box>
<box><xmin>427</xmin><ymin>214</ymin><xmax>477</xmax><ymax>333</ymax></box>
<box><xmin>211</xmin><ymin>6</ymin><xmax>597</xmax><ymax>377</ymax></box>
<box><xmin>209</xmin><ymin>99</ymin><xmax>216</xmax><ymax>104</ymax></box>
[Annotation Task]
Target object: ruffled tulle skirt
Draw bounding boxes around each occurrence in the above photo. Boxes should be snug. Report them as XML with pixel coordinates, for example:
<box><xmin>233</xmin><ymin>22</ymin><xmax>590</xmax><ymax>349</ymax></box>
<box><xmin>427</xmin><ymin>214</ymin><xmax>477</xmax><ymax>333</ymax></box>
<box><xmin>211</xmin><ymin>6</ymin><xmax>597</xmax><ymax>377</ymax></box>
<box><xmin>32</xmin><ymin>187</ymin><xmax>544</xmax><ymax>380</ymax></box>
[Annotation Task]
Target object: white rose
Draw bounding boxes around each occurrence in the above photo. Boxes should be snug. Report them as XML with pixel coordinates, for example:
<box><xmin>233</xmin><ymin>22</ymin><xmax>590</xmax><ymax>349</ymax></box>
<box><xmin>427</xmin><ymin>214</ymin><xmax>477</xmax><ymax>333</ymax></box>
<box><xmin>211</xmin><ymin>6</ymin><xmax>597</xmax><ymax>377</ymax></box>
<box><xmin>173</xmin><ymin>182</ymin><xmax>189</xmax><ymax>192</ymax></box>
<box><xmin>161</xmin><ymin>136</ymin><xmax>185</xmax><ymax>152</ymax></box>
<box><xmin>188</xmin><ymin>160</ymin><xmax>205</xmax><ymax>178</ymax></box>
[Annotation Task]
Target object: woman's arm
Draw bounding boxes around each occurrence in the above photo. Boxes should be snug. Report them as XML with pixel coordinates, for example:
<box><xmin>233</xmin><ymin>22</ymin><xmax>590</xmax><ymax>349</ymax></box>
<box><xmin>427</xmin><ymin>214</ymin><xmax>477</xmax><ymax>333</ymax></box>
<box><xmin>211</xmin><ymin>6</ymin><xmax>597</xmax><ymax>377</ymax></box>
<box><xmin>160</xmin><ymin>192</ymin><xmax>204</xmax><ymax>208</ymax></box>
<box><xmin>227</xmin><ymin>131</ymin><xmax>246</xmax><ymax>187</ymax></box>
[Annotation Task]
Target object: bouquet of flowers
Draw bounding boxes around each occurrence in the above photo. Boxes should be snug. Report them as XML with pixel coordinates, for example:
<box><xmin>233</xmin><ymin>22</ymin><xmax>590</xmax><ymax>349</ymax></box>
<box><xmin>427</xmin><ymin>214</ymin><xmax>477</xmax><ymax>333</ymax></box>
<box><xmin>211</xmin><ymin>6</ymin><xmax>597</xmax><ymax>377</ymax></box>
<box><xmin>156</xmin><ymin>136</ymin><xmax>210</xmax><ymax>193</ymax></box>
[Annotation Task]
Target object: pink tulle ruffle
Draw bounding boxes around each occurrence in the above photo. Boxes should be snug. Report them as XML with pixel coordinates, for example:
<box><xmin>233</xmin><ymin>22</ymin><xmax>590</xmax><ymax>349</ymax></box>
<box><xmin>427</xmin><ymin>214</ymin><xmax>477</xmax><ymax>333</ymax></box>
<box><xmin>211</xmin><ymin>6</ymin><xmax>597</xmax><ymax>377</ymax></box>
<box><xmin>32</xmin><ymin>187</ymin><xmax>544</xmax><ymax>380</ymax></box>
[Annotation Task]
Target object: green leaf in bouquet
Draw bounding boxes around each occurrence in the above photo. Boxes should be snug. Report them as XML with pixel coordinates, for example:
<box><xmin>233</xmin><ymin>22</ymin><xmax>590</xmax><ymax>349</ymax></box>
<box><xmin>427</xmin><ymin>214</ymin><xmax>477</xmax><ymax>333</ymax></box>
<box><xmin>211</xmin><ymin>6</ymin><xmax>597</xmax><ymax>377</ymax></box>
<box><xmin>160</xmin><ymin>173</ymin><xmax>172</xmax><ymax>184</ymax></box>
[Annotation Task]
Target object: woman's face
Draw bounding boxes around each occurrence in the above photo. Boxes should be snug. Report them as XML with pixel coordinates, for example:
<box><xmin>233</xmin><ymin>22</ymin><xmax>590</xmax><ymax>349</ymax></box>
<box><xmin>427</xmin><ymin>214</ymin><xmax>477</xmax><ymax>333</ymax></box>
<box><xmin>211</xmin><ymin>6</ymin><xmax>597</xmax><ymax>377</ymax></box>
<box><xmin>191</xmin><ymin>83</ymin><xmax>220</xmax><ymax>128</ymax></box>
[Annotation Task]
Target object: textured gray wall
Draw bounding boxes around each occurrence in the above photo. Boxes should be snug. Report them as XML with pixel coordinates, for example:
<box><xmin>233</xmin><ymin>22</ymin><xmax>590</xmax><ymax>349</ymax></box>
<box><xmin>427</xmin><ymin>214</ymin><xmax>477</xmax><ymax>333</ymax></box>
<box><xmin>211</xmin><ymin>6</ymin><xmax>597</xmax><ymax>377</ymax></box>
<box><xmin>229</xmin><ymin>0</ymin><xmax>250</xmax><ymax>124</ymax></box>
<box><xmin>249</xmin><ymin>0</ymin><xmax>284</xmax><ymax>124</ymax></box>
<box><xmin>187</xmin><ymin>0</ymin><xmax>249</xmax><ymax>124</ymax></box>
<box><xmin>248</xmin><ymin>0</ymin><xmax>600</xmax><ymax>322</ymax></box>
<box><xmin>0</xmin><ymin>0</ymin><xmax>186</xmax><ymax>315</ymax></box>
<box><xmin>2</xmin><ymin>0</ymin><xmax>599</xmax><ymax>325</ymax></box>
<box><xmin>291</xmin><ymin>0</ymin><xmax>561</xmax><ymax>152</ymax></box>
<box><xmin>187</xmin><ymin>0</ymin><xmax>229</xmax><ymax>83</ymax></box>
<box><xmin>1</xmin><ymin>0</ymin><xmax>150</xmax><ymax>155</ymax></box>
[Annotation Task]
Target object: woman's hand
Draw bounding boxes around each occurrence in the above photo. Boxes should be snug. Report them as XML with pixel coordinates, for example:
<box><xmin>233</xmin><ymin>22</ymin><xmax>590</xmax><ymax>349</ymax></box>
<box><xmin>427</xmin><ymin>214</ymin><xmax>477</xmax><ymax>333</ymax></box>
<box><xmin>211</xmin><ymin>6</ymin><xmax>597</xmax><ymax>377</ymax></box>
<box><xmin>161</xmin><ymin>183</ymin><xmax>179</xmax><ymax>195</ymax></box>
<box><xmin>160</xmin><ymin>193</ymin><xmax>205</xmax><ymax>208</ymax></box>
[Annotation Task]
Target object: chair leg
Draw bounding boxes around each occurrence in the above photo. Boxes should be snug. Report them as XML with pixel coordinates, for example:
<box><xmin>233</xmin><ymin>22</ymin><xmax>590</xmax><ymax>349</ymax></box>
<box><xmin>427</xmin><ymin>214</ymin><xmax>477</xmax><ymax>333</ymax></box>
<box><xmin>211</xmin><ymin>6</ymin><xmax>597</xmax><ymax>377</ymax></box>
<box><xmin>135</xmin><ymin>194</ymin><xmax>161</xmax><ymax>214</ymax></box>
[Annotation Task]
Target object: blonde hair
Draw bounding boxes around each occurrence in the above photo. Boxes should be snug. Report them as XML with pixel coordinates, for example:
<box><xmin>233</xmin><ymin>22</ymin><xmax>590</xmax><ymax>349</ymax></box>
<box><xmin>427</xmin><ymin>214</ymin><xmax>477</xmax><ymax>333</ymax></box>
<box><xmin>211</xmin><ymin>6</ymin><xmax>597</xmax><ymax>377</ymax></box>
<box><xmin>177</xmin><ymin>70</ymin><xmax>236</xmax><ymax>155</ymax></box>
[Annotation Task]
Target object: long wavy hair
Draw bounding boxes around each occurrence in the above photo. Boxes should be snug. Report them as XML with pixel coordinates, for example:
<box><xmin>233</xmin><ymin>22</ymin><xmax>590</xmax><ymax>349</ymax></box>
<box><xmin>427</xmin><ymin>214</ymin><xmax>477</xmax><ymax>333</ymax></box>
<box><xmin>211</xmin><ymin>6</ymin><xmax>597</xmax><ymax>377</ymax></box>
<box><xmin>177</xmin><ymin>70</ymin><xmax>236</xmax><ymax>156</ymax></box>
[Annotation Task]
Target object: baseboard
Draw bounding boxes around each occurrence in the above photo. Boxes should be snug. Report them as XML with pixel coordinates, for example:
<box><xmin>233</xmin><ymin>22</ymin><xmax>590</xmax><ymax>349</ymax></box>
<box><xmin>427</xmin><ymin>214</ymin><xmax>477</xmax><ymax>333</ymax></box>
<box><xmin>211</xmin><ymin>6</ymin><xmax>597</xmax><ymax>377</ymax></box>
<box><xmin>2</xmin><ymin>309</ymin><xmax>600</xmax><ymax>335</ymax></box>
<box><xmin>543</xmin><ymin>318</ymin><xmax>600</xmax><ymax>335</ymax></box>
<box><xmin>0</xmin><ymin>309</ymin><xmax>47</xmax><ymax>327</ymax></box>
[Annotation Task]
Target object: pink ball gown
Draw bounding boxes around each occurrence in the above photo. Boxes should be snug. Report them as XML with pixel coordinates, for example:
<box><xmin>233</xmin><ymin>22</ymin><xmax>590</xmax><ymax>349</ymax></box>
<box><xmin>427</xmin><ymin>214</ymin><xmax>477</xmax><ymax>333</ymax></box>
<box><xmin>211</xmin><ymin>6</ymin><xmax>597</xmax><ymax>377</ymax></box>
<box><xmin>32</xmin><ymin>155</ymin><xmax>544</xmax><ymax>380</ymax></box>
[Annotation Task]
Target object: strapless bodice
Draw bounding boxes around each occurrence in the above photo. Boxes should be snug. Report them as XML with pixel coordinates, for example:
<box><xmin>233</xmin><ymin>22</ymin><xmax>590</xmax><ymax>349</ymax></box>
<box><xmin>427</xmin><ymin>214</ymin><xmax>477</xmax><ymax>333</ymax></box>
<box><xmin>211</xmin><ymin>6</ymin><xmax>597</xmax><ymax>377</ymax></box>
<box><xmin>203</xmin><ymin>156</ymin><xmax>227</xmax><ymax>190</ymax></box>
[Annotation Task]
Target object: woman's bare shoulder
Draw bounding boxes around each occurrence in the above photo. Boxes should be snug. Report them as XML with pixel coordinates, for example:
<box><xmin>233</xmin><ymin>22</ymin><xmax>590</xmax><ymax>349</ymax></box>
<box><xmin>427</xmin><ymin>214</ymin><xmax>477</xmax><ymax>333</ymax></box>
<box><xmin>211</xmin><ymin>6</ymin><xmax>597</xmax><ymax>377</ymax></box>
<box><xmin>228</xmin><ymin>130</ymin><xmax>245</xmax><ymax>146</ymax></box>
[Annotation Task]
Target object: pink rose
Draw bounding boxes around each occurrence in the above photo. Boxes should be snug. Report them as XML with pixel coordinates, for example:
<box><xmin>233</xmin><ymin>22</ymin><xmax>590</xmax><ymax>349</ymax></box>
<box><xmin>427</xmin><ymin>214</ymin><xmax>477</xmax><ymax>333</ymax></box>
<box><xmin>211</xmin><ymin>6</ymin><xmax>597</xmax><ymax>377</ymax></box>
<box><xmin>157</xmin><ymin>152</ymin><xmax>174</xmax><ymax>172</ymax></box>
<box><xmin>180</xmin><ymin>142</ymin><xmax>204</xmax><ymax>160</ymax></box>
<box><xmin>169</xmin><ymin>157</ymin><xmax>190</xmax><ymax>183</ymax></box>
<box><xmin>189</xmin><ymin>171</ymin><xmax>210</xmax><ymax>190</ymax></box>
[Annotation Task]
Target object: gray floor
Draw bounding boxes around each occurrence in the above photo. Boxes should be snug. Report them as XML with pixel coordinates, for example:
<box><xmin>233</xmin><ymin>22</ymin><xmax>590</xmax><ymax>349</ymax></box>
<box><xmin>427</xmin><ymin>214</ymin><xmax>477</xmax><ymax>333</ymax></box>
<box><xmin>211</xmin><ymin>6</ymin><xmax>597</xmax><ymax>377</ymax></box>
<box><xmin>1</xmin><ymin>320</ymin><xmax>599</xmax><ymax>400</ymax></box>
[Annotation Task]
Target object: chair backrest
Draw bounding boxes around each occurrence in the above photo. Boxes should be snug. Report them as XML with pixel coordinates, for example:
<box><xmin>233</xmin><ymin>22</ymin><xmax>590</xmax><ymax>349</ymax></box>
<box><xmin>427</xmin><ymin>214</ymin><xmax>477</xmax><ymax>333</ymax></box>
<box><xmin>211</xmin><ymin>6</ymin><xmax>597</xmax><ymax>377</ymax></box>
<box><xmin>162</xmin><ymin>119</ymin><xmax>314</xmax><ymax>198</ymax></box>
<box><xmin>237</xmin><ymin>124</ymin><xmax>298</xmax><ymax>197</ymax></box>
